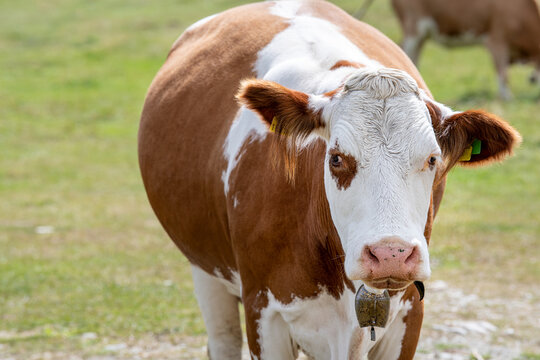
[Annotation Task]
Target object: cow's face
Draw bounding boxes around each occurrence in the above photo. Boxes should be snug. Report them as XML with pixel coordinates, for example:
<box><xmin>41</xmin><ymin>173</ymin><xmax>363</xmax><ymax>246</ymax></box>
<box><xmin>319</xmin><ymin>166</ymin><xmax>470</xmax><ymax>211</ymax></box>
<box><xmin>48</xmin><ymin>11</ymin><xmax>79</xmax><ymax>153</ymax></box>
<box><xmin>237</xmin><ymin>68</ymin><xmax>520</xmax><ymax>290</ymax></box>
<box><xmin>320</xmin><ymin>69</ymin><xmax>440</xmax><ymax>289</ymax></box>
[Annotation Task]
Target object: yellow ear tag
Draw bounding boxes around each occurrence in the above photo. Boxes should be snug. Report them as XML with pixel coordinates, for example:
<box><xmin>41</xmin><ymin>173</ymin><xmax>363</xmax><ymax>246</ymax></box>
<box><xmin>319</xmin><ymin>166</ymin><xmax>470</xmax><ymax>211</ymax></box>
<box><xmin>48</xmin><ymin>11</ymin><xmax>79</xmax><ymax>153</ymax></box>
<box><xmin>270</xmin><ymin>116</ymin><xmax>278</xmax><ymax>133</ymax></box>
<box><xmin>459</xmin><ymin>145</ymin><xmax>473</xmax><ymax>161</ymax></box>
<box><xmin>459</xmin><ymin>139</ymin><xmax>481</xmax><ymax>162</ymax></box>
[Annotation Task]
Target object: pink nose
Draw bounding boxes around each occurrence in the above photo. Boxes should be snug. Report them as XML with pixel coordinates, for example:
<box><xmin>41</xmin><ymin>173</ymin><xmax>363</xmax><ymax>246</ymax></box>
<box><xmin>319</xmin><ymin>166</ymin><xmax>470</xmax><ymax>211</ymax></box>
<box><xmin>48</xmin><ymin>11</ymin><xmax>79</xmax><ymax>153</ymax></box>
<box><xmin>361</xmin><ymin>238</ymin><xmax>420</xmax><ymax>281</ymax></box>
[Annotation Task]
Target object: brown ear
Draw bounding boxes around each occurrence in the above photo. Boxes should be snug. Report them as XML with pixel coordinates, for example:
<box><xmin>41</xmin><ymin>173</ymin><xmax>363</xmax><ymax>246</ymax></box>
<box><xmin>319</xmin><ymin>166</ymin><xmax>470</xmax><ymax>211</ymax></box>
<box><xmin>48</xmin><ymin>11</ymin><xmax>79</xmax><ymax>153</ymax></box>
<box><xmin>429</xmin><ymin>107</ymin><xmax>521</xmax><ymax>172</ymax></box>
<box><xmin>236</xmin><ymin>79</ymin><xmax>325</xmax><ymax>140</ymax></box>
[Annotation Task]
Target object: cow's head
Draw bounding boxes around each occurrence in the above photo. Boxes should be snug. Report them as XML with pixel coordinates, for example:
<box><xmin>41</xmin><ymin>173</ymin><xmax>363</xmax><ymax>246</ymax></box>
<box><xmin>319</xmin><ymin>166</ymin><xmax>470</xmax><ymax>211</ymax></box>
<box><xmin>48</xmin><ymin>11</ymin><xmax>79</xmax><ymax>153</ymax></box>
<box><xmin>237</xmin><ymin>68</ymin><xmax>520</xmax><ymax>290</ymax></box>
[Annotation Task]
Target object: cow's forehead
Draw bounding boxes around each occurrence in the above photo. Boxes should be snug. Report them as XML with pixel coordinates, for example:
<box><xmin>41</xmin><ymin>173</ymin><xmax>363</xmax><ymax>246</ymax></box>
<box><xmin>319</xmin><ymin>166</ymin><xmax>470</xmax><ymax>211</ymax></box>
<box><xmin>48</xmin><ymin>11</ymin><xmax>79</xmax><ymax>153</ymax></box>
<box><xmin>323</xmin><ymin>70</ymin><xmax>438</xmax><ymax>161</ymax></box>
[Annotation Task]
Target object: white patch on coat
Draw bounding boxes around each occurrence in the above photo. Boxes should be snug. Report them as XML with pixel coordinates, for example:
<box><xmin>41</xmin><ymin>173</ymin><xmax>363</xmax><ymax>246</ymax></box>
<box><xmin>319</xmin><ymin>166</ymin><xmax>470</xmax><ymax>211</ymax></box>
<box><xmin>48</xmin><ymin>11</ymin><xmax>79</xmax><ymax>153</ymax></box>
<box><xmin>222</xmin><ymin>110</ymin><xmax>268</xmax><ymax>195</ymax></box>
<box><xmin>212</xmin><ymin>267</ymin><xmax>242</xmax><ymax>297</ymax></box>
<box><xmin>368</xmin><ymin>297</ymin><xmax>413</xmax><ymax>359</ymax></box>
<box><xmin>255</xmin><ymin>6</ymin><xmax>380</xmax><ymax>92</ymax></box>
<box><xmin>256</xmin><ymin>286</ymin><xmax>409</xmax><ymax>359</ymax></box>
<box><xmin>269</xmin><ymin>0</ymin><xmax>302</xmax><ymax>19</ymax></box>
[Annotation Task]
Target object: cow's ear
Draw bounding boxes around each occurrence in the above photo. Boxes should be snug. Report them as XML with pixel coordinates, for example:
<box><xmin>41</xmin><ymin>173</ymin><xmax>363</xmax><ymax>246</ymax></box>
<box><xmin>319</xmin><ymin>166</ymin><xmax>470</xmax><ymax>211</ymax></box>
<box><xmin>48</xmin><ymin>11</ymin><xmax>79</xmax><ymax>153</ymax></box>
<box><xmin>427</xmin><ymin>102</ymin><xmax>521</xmax><ymax>171</ymax></box>
<box><xmin>236</xmin><ymin>79</ymin><xmax>328</xmax><ymax>141</ymax></box>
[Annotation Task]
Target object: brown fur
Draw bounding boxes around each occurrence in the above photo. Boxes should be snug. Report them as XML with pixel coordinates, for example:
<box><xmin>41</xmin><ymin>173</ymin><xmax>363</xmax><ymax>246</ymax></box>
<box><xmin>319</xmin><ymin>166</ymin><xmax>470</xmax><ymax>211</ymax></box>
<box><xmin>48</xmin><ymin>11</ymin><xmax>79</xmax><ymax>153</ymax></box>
<box><xmin>330</xmin><ymin>60</ymin><xmax>365</xmax><ymax>70</ymax></box>
<box><xmin>328</xmin><ymin>148</ymin><xmax>359</xmax><ymax>190</ymax></box>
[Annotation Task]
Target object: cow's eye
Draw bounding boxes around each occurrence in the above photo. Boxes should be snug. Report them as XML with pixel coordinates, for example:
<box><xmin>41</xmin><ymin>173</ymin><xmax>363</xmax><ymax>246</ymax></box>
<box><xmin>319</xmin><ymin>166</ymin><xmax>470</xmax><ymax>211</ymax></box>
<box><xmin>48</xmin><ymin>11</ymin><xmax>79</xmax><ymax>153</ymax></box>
<box><xmin>330</xmin><ymin>154</ymin><xmax>343</xmax><ymax>167</ymax></box>
<box><xmin>426</xmin><ymin>155</ymin><xmax>438</xmax><ymax>170</ymax></box>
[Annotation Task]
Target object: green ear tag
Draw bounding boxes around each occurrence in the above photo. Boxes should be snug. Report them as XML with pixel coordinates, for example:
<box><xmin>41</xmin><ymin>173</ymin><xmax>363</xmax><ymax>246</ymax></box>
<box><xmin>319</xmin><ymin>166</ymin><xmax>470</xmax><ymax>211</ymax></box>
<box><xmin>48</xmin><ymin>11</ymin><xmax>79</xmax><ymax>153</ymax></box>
<box><xmin>471</xmin><ymin>139</ymin><xmax>482</xmax><ymax>155</ymax></box>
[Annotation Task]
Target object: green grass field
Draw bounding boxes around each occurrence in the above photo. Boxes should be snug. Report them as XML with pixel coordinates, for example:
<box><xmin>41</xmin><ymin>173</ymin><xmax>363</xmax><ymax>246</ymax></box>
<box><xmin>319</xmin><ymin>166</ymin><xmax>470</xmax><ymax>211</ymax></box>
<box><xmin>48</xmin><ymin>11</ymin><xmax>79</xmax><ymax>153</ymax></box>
<box><xmin>1</xmin><ymin>0</ymin><xmax>539</xmax><ymax>358</ymax></box>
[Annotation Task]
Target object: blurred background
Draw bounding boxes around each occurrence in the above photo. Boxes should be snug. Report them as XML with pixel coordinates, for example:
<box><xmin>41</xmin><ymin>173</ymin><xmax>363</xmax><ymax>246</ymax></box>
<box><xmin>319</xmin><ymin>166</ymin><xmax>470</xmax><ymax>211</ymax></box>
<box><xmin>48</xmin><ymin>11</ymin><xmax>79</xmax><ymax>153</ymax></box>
<box><xmin>0</xmin><ymin>0</ymin><xmax>538</xmax><ymax>359</ymax></box>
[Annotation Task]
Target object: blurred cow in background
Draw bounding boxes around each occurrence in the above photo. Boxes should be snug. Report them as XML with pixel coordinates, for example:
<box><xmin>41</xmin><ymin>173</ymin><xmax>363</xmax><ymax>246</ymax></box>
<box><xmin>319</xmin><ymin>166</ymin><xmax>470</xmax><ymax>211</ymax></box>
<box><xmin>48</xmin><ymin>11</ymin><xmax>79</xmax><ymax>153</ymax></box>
<box><xmin>391</xmin><ymin>0</ymin><xmax>540</xmax><ymax>99</ymax></box>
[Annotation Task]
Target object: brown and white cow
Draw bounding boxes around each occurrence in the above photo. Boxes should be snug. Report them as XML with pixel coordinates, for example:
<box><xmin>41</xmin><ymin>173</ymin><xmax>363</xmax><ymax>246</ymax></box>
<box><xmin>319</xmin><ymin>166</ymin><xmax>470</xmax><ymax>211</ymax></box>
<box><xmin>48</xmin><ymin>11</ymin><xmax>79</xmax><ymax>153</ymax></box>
<box><xmin>138</xmin><ymin>1</ymin><xmax>520</xmax><ymax>358</ymax></box>
<box><xmin>391</xmin><ymin>0</ymin><xmax>540</xmax><ymax>99</ymax></box>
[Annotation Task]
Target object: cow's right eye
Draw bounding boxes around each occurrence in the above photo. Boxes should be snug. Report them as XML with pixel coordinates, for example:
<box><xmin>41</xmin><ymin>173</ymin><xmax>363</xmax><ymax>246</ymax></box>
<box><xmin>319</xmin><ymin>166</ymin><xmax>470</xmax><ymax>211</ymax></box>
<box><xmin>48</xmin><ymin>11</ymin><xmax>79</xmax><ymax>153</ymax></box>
<box><xmin>330</xmin><ymin>154</ymin><xmax>343</xmax><ymax>167</ymax></box>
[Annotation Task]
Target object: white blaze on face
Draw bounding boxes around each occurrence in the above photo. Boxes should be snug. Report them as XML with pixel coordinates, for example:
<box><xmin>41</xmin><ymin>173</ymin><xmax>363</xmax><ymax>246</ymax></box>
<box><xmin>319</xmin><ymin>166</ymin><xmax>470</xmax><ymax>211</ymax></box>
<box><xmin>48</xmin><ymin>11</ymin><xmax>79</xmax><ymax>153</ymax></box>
<box><xmin>317</xmin><ymin>68</ymin><xmax>440</xmax><ymax>282</ymax></box>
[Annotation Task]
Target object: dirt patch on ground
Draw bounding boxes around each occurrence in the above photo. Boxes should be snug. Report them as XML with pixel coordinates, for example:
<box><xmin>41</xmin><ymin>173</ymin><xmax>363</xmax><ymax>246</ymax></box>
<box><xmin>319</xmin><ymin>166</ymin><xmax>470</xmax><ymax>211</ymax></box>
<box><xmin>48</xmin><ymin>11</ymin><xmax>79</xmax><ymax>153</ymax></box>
<box><xmin>1</xmin><ymin>280</ymin><xmax>538</xmax><ymax>360</ymax></box>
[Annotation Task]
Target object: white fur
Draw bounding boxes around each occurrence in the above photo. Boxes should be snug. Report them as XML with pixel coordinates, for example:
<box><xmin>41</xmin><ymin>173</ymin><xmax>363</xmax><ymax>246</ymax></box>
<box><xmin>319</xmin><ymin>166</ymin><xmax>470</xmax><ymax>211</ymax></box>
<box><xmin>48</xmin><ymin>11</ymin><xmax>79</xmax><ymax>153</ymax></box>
<box><xmin>222</xmin><ymin>109</ymin><xmax>268</xmax><ymax>195</ymax></box>
<box><xmin>191</xmin><ymin>266</ymin><xmax>243</xmax><ymax>359</ymax></box>
<box><xmin>269</xmin><ymin>0</ymin><xmax>302</xmax><ymax>19</ymax></box>
<box><xmin>254</xmin><ymin>5</ymin><xmax>380</xmax><ymax>91</ymax></box>
<box><xmin>212</xmin><ymin>267</ymin><xmax>242</xmax><ymax>297</ymax></box>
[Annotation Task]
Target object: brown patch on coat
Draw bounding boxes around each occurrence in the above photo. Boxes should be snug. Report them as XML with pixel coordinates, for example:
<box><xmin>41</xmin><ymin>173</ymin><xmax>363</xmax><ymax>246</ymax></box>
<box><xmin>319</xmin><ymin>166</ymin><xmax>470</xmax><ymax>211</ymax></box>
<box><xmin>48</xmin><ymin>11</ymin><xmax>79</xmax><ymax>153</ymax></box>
<box><xmin>324</xmin><ymin>87</ymin><xmax>342</xmax><ymax>98</ymax></box>
<box><xmin>330</xmin><ymin>60</ymin><xmax>365</xmax><ymax>70</ymax></box>
<box><xmin>328</xmin><ymin>147</ymin><xmax>358</xmax><ymax>190</ymax></box>
<box><xmin>396</xmin><ymin>285</ymin><xmax>424</xmax><ymax>360</ymax></box>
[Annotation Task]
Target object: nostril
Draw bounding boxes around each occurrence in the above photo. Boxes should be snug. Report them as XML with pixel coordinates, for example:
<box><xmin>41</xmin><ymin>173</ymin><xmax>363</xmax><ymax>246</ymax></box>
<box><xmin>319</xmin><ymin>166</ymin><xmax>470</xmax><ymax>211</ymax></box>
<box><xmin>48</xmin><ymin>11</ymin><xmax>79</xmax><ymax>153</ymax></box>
<box><xmin>365</xmin><ymin>246</ymin><xmax>380</xmax><ymax>264</ymax></box>
<box><xmin>404</xmin><ymin>246</ymin><xmax>419</xmax><ymax>265</ymax></box>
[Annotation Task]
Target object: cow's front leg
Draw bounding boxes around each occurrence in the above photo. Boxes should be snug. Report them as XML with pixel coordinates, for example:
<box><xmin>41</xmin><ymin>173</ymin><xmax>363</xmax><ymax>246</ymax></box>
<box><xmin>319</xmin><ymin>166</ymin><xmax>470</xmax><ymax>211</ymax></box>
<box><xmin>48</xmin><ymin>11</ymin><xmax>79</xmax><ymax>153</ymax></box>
<box><xmin>191</xmin><ymin>266</ymin><xmax>243</xmax><ymax>359</ymax></box>
<box><xmin>368</xmin><ymin>285</ymin><xmax>423</xmax><ymax>360</ymax></box>
<box><xmin>244</xmin><ymin>291</ymin><xmax>297</xmax><ymax>360</ymax></box>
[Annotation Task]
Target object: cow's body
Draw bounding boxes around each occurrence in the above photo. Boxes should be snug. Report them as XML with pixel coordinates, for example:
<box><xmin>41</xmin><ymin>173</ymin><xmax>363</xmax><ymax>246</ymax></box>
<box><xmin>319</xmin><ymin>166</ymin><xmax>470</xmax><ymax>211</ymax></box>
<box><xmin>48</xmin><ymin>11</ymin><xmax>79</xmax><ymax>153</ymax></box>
<box><xmin>392</xmin><ymin>0</ymin><xmax>540</xmax><ymax>99</ymax></box>
<box><xmin>139</xmin><ymin>1</ymin><xmax>519</xmax><ymax>359</ymax></box>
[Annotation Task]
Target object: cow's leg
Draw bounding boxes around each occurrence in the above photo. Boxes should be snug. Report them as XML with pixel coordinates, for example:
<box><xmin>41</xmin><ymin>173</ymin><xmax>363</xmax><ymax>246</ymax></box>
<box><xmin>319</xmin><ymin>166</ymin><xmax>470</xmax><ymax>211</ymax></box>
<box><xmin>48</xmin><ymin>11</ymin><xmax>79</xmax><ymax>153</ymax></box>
<box><xmin>486</xmin><ymin>37</ymin><xmax>511</xmax><ymax>100</ymax></box>
<box><xmin>368</xmin><ymin>286</ymin><xmax>423</xmax><ymax>360</ymax></box>
<box><xmin>402</xmin><ymin>34</ymin><xmax>426</xmax><ymax>65</ymax></box>
<box><xmin>244</xmin><ymin>292</ymin><xmax>297</xmax><ymax>360</ymax></box>
<box><xmin>191</xmin><ymin>266</ymin><xmax>243</xmax><ymax>359</ymax></box>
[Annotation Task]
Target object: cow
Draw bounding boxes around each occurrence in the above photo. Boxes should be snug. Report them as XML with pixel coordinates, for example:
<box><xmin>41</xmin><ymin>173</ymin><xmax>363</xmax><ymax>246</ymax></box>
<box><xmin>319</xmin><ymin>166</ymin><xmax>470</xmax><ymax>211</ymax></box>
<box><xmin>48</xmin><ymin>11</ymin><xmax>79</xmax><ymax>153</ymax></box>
<box><xmin>138</xmin><ymin>1</ymin><xmax>520</xmax><ymax>359</ymax></box>
<box><xmin>391</xmin><ymin>0</ymin><xmax>540</xmax><ymax>99</ymax></box>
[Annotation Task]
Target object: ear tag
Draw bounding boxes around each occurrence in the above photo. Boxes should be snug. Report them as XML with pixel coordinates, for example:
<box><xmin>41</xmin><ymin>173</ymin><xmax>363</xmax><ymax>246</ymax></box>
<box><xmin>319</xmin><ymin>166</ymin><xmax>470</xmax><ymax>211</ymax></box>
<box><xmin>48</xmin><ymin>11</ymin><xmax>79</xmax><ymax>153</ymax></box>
<box><xmin>459</xmin><ymin>146</ymin><xmax>473</xmax><ymax>162</ymax></box>
<box><xmin>270</xmin><ymin>116</ymin><xmax>278</xmax><ymax>133</ymax></box>
<box><xmin>471</xmin><ymin>139</ymin><xmax>482</xmax><ymax>155</ymax></box>
<box><xmin>459</xmin><ymin>139</ymin><xmax>481</xmax><ymax>162</ymax></box>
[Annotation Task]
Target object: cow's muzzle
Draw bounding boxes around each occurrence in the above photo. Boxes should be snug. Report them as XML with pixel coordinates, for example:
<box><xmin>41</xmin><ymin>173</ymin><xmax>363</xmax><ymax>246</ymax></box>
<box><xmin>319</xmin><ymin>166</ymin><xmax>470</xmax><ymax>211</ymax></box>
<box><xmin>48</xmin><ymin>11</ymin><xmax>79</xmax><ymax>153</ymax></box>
<box><xmin>360</xmin><ymin>237</ymin><xmax>423</xmax><ymax>289</ymax></box>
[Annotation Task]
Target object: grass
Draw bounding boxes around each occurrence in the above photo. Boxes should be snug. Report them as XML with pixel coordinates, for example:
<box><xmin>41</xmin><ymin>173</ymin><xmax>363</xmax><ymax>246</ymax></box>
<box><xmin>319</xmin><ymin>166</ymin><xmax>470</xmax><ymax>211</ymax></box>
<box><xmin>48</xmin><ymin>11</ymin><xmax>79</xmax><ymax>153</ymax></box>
<box><xmin>0</xmin><ymin>0</ymin><xmax>538</xmax><ymax>357</ymax></box>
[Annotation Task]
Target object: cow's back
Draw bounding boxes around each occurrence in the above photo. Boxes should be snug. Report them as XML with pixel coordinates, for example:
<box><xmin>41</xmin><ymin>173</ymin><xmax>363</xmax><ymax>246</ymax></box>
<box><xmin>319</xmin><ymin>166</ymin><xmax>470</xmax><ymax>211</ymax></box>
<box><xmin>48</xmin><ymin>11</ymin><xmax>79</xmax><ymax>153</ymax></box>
<box><xmin>138</xmin><ymin>0</ymin><xmax>429</xmax><ymax>279</ymax></box>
